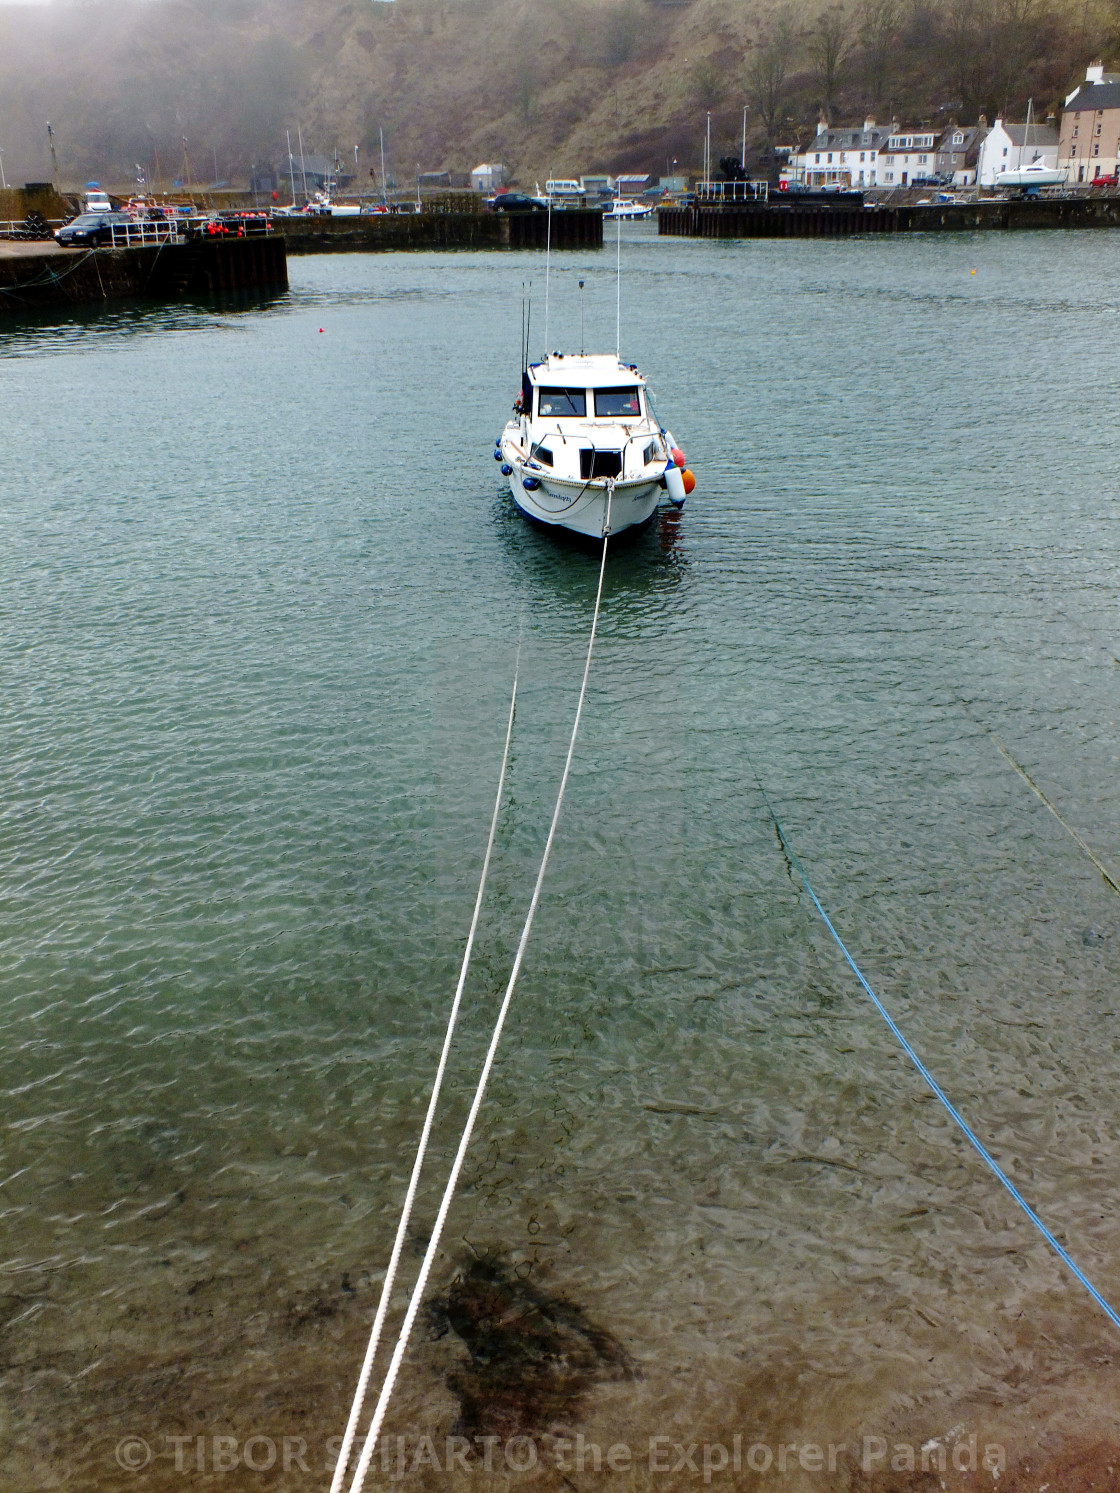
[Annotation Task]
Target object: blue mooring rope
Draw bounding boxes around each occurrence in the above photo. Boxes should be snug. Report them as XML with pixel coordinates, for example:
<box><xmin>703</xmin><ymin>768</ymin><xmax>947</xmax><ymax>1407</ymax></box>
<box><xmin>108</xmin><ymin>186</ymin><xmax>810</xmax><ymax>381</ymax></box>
<box><xmin>748</xmin><ymin>762</ymin><xmax>1120</xmax><ymax>1336</ymax></box>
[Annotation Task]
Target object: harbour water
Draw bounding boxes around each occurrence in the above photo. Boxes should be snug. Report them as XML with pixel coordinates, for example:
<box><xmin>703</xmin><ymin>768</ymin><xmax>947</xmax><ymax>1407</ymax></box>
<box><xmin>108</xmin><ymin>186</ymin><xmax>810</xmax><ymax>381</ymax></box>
<box><xmin>3</xmin><ymin>230</ymin><xmax>1120</xmax><ymax>1490</ymax></box>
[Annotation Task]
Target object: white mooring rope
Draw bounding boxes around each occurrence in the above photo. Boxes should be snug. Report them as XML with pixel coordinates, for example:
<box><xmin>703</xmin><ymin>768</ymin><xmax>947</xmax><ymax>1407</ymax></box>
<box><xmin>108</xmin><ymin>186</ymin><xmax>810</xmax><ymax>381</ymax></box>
<box><xmin>340</xmin><ymin>490</ymin><xmax>614</xmax><ymax>1493</ymax></box>
<box><xmin>327</xmin><ymin>648</ymin><xmax>520</xmax><ymax>1493</ymax></box>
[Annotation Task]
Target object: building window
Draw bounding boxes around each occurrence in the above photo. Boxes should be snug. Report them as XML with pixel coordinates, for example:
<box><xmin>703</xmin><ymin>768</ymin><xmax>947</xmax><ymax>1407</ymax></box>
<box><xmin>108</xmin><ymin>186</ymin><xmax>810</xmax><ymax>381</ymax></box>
<box><xmin>827</xmin><ymin>153</ymin><xmax>833</xmax><ymax>162</ymax></box>
<box><xmin>1072</xmin><ymin>144</ymin><xmax>1078</xmax><ymax>155</ymax></box>
<box><xmin>860</xmin><ymin>151</ymin><xmax>865</xmax><ymax>161</ymax></box>
<box><xmin>1094</xmin><ymin>143</ymin><xmax>1100</xmax><ymax>155</ymax></box>
<box><xmin>815</xmin><ymin>154</ymin><xmax>821</xmax><ymax>163</ymax></box>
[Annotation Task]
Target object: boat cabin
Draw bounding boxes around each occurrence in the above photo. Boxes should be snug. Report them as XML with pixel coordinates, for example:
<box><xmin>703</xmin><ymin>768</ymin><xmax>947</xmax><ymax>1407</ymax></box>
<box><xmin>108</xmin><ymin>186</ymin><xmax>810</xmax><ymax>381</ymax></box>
<box><xmin>521</xmin><ymin>354</ymin><xmax>659</xmax><ymax>481</ymax></box>
<box><xmin>524</xmin><ymin>354</ymin><xmax>648</xmax><ymax>421</ymax></box>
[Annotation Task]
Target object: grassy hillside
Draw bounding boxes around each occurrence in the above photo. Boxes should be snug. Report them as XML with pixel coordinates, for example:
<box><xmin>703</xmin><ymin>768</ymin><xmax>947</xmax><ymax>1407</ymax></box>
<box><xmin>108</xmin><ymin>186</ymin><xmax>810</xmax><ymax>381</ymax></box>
<box><xmin>0</xmin><ymin>0</ymin><xmax>1112</xmax><ymax>190</ymax></box>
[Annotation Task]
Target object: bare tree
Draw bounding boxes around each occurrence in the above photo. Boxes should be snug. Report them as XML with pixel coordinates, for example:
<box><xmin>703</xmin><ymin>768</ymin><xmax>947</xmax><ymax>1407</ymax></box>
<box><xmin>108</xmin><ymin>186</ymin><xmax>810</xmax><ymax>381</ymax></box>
<box><xmin>858</xmin><ymin>0</ymin><xmax>899</xmax><ymax>107</ymax></box>
<box><xmin>747</xmin><ymin>11</ymin><xmax>798</xmax><ymax>142</ymax></box>
<box><xmin>691</xmin><ymin>57</ymin><xmax>724</xmax><ymax>109</ymax></box>
<box><xmin>810</xmin><ymin>5</ymin><xmax>851</xmax><ymax>115</ymax></box>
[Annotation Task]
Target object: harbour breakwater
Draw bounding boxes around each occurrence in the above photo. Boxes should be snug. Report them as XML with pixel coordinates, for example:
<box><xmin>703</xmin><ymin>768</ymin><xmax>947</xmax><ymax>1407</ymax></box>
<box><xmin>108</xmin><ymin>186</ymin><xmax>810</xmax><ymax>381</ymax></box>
<box><xmin>659</xmin><ymin>192</ymin><xmax>1120</xmax><ymax>238</ymax></box>
<box><xmin>0</xmin><ymin>209</ymin><xmax>601</xmax><ymax>314</ymax></box>
<box><xmin>272</xmin><ymin>208</ymin><xmax>603</xmax><ymax>253</ymax></box>
<box><xmin>0</xmin><ymin>232</ymin><xmax>289</xmax><ymax>313</ymax></box>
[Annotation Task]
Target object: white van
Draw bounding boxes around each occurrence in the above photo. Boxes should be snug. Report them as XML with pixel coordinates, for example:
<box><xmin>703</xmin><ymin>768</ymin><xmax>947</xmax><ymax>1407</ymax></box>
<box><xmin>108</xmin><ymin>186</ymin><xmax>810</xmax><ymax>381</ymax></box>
<box><xmin>543</xmin><ymin>179</ymin><xmax>583</xmax><ymax>202</ymax></box>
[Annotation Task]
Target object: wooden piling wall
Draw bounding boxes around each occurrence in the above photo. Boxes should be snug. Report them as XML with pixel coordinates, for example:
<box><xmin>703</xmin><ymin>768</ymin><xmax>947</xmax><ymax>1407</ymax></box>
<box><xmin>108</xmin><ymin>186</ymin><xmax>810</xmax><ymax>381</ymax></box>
<box><xmin>273</xmin><ymin>208</ymin><xmax>603</xmax><ymax>253</ymax></box>
<box><xmin>658</xmin><ymin>193</ymin><xmax>1120</xmax><ymax>238</ymax></box>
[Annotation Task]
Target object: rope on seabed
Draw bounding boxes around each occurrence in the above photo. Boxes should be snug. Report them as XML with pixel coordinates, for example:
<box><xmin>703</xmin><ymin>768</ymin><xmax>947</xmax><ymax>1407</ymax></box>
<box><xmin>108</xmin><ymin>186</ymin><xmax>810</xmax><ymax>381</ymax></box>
<box><xmin>340</xmin><ymin>487</ymin><xmax>615</xmax><ymax>1493</ymax></box>
<box><xmin>327</xmin><ymin>642</ymin><xmax>521</xmax><ymax>1493</ymax></box>
<box><xmin>962</xmin><ymin>705</ymin><xmax>1120</xmax><ymax>898</ymax></box>
<box><xmin>744</xmin><ymin>752</ymin><xmax>1120</xmax><ymax>1337</ymax></box>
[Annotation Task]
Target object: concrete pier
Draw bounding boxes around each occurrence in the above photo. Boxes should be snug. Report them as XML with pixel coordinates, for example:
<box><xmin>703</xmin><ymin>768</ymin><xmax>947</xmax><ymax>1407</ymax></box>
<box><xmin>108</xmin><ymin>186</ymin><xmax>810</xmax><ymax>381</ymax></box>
<box><xmin>0</xmin><ymin>233</ymin><xmax>288</xmax><ymax>313</ymax></box>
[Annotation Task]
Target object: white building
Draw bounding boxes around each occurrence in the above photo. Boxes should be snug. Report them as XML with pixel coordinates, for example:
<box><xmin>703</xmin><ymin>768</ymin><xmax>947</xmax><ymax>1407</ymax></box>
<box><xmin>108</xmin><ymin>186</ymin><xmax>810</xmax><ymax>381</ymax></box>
<box><xmin>976</xmin><ymin>119</ymin><xmax>1059</xmax><ymax>185</ymax></box>
<box><xmin>792</xmin><ymin>118</ymin><xmax>893</xmax><ymax>188</ymax></box>
<box><xmin>879</xmin><ymin>129</ymin><xmax>939</xmax><ymax>186</ymax></box>
<box><xmin>470</xmin><ymin>162</ymin><xmax>508</xmax><ymax>193</ymax></box>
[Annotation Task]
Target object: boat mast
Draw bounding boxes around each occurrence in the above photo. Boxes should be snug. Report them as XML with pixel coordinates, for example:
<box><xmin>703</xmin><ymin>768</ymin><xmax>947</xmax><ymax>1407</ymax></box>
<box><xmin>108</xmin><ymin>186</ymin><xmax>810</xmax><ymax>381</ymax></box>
<box><xmin>543</xmin><ymin>186</ymin><xmax>552</xmax><ymax>353</ymax></box>
<box><xmin>615</xmin><ymin>212</ymin><xmax>621</xmax><ymax>357</ymax></box>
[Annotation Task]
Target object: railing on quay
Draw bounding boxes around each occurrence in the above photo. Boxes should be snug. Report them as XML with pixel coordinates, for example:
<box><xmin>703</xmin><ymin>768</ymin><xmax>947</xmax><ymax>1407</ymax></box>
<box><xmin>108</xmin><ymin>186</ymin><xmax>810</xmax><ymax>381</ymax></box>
<box><xmin>1</xmin><ymin>214</ymin><xmax>276</xmax><ymax>246</ymax></box>
<box><xmin>694</xmin><ymin>179</ymin><xmax>771</xmax><ymax>204</ymax></box>
<box><xmin>106</xmin><ymin>214</ymin><xmax>274</xmax><ymax>247</ymax></box>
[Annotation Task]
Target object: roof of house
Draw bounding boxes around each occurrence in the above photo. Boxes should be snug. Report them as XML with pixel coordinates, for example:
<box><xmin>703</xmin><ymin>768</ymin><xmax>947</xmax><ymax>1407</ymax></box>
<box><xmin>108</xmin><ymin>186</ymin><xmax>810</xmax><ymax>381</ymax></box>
<box><xmin>1064</xmin><ymin>81</ymin><xmax>1120</xmax><ymax>113</ymax></box>
<box><xmin>805</xmin><ymin>126</ymin><xmax>891</xmax><ymax>152</ymax></box>
<box><xmin>1001</xmin><ymin>122</ymin><xmax>1059</xmax><ymax>146</ymax></box>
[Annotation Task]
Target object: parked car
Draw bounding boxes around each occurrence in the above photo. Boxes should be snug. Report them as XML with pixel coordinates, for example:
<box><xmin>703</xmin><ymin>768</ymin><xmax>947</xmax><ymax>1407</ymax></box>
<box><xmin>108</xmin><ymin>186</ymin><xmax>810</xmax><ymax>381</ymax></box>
<box><xmin>55</xmin><ymin>212</ymin><xmax>133</xmax><ymax>246</ymax></box>
<box><xmin>1091</xmin><ymin>173</ymin><xmax>1119</xmax><ymax>188</ymax></box>
<box><xmin>486</xmin><ymin>192</ymin><xmax>546</xmax><ymax>212</ymax></box>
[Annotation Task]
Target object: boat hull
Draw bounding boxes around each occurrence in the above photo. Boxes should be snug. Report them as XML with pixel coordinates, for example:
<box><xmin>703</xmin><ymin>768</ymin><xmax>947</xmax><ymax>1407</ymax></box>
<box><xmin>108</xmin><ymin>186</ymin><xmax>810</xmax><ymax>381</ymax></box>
<box><xmin>505</xmin><ymin>461</ymin><xmax>661</xmax><ymax>538</ymax></box>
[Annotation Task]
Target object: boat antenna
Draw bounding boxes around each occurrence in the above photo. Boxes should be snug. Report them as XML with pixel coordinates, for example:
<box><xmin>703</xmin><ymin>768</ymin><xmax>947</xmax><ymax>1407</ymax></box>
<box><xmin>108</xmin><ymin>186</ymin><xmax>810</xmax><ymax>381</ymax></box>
<box><xmin>286</xmin><ymin>131</ymin><xmax>296</xmax><ymax>210</ymax></box>
<box><xmin>543</xmin><ymin>185</ymin><xmax>552</xmax><ymax>355</ymax></box>
<box><xmin>525</xmin><ymin>283</ymin><xmax>532</xmax><ymax>369</ymax></box>
<box><xmin>578</xmin><ymin>278</ymin><xmax>585</xmax><ymax>355</ymax></box>
<box><xmin>297</xmin><ymin>125</ymin><xmax>308</xmax><ymax>205</ymax></box>
<box><xmin>615</xmin><ymin>212</ymin><xmax>622</xmax><ymax>358</ymax></box>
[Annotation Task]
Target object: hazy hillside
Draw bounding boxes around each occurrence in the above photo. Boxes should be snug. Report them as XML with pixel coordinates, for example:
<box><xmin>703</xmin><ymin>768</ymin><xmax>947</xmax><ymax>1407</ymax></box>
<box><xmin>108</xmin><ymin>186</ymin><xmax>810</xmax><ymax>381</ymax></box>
<box><xmin>0</xmin><ymin>0</ymin><xmax>1112</xmax><ymax>190</ymax></box>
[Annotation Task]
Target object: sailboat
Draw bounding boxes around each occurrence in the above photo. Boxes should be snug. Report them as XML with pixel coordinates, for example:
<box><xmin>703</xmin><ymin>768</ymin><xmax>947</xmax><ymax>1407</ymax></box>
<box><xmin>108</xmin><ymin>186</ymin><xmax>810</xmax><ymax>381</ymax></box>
<box><xmin>994</xmin><ymin>99</ymin><xmax>1068</xmax><ymax>190</ymax></box>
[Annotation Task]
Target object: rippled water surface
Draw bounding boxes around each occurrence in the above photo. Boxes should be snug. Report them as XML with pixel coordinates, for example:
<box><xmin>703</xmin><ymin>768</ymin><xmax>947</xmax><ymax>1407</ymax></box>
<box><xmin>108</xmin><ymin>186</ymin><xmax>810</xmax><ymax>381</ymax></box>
<box><xmin>4</xmin><ymin>232</ymin><xmax>1120</xmax><ymax>1491</ymax></box>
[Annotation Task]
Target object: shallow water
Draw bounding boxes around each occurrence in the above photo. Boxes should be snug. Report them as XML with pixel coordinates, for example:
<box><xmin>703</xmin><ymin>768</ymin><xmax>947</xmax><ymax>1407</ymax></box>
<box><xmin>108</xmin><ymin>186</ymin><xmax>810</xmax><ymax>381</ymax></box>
<box><xmin>3</xmin><ymin>230</ymin><xmax>1120</xmax><ymax>1491</ymax></box>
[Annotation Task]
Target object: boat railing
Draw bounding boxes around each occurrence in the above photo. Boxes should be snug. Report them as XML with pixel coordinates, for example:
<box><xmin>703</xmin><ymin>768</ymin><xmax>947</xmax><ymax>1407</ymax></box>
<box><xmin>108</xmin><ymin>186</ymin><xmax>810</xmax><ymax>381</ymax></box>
<box><xmin>619</xmin><ymin>430</ymin><xmax>667</xmax><ymax>479</ymax></box>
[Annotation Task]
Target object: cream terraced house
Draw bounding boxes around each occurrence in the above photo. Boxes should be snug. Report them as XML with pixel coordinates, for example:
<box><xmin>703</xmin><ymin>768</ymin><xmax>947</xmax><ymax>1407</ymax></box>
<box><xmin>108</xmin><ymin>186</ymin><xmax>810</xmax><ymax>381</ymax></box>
<box><xmin>794</xmin><ymin>118</ymin><xmax>893</xmax><ymax>188</ymax></box>
<box><xmin>879</xmin><ymin>130</ymin><xmax>939</xmax><ymax>186</ymax></box>
<box><xmin>1058</xmin><ymin>62</ymin><xmax>1120</xmax><ymax>182</ymax></box>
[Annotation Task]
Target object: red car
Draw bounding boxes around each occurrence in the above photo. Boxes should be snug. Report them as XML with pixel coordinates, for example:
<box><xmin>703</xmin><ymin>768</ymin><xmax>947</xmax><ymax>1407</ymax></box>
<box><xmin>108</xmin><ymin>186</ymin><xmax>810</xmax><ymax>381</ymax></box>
<box><xmin>1091</xmin><ymin>173</ymin><xmax>1119</xmax><ymax>188</ymax></box>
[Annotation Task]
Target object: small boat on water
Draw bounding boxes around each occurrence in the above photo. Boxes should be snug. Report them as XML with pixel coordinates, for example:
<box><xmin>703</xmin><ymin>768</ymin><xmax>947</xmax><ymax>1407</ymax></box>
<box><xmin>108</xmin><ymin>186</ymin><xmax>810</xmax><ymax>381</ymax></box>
<box><xmin>496</xmin><ymin>352</ymin><xmax>694</xmax><ymax>538</ymax></box>
<box><xmin>603</xmin><ymin>197</ymin><xmax>653</xmax><ymax>220</ymax></box>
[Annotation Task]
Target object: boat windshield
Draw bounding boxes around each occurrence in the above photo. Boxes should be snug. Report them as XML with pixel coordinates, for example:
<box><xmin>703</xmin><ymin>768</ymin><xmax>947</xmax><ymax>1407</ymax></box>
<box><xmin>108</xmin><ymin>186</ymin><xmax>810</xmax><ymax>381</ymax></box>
<box><xmin>594</xmin><ymin>387</ymin><xmax>641</xmax><ymax>417</ymax></box>
<box><xmin>537</xmin><ymin>387</ymin><xmax>586</xmax><ymax>417</ymax></box>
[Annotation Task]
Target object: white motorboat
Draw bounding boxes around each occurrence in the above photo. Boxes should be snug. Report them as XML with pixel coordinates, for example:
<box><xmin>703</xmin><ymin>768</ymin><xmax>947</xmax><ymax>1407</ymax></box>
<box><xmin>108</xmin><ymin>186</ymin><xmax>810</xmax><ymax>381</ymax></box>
<box><xmin>603</xmin><ymin>197</ymin><xmax>653</xmax><ymax>220</ymax></box>
<box><xmin>496</xmin><ymin>352</ymin><xmax>693</xmax><ymax>539</ymax></box>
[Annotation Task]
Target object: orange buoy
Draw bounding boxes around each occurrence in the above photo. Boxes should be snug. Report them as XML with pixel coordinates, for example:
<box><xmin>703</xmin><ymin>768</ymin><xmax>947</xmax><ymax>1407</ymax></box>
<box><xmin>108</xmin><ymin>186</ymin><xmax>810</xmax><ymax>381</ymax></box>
<box><xmin>671</xmin><ymin>447</ymin><xmax>686</xmax><ymax>468</ymax></box>
<box><xmin>681</xmin><ymin>469</ymin><xmax>696</xmax><ymax>495</ymax></box>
